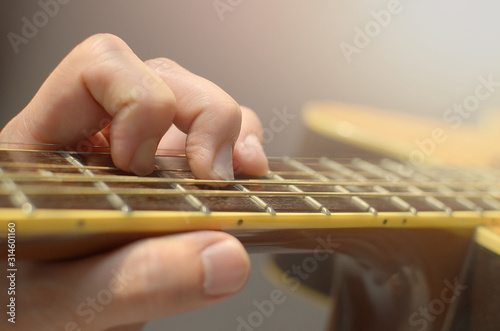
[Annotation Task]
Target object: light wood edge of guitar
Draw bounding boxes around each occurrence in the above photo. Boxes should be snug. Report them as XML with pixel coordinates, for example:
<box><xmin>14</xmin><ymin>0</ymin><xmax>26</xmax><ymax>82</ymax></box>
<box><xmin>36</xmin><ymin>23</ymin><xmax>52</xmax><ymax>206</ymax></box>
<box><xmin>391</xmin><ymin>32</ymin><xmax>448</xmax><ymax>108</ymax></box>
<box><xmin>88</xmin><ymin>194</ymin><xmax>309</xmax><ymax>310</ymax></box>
<box><xmin>262</xmin><ymin>255</ymin><xmax>333</xmax><ymax>310</ymax></box>
<box><xmin>302</xmin><ymin>102</ymin><xmax>500</xmax><ymax>167</ymax></box>
<box><xmin>1</xmin><ymin>209</ymin><xmax>499</xmax><ymax>235</ymax></box>
<box><xmin>302</xmin><ymin>102</ymin><xmax>428</xmax><ymax>164</ymax></box>
<box><xmin>475</xmin><ymin>226</ymin><xmax>500</xmax><ymax>256</ymax></box>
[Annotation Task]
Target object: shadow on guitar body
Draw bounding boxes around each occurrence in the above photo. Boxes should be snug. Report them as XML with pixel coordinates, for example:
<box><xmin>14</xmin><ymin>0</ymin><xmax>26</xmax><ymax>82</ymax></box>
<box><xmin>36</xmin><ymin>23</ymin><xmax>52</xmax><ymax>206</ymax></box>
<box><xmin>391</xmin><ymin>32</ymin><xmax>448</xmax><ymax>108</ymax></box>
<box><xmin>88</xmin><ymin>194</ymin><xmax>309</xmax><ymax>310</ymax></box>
<box><xmin>271</xmin><ymin>227</ymin><xmax>500</xmax><ymax>331</ymax></box>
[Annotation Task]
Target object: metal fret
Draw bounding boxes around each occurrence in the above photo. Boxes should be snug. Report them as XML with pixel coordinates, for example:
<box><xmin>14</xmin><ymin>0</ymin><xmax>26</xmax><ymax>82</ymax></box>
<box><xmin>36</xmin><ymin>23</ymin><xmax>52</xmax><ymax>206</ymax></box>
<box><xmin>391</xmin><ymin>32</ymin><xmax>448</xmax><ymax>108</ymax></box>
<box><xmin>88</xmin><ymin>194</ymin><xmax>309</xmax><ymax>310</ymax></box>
<box><xmin>275</xmin><ymin>157</ymin><xmax>331</xmax><ymax>214</ymax></box>
<box><xmin>365</xmin><ymin>159</ymin><xmax>453</xmax><ymax>214</ymax></box>
<box><xmin>155</xmin><ymin>170</ymin><xmax>211</xmax><ymax>215</ymax></box>
<box><xmin>407</xmin><ymin>165</ymin><xmax>484</xmax><ymax>214</ymax></box>
<box><xmin>267</xmin><ymin>171</ymin><xmax>330</xmax><ymax>215</ymax></box>
<box><xmin>61</xmin><ymin>152</ymin><xmax>132</xmax><ymax>214</ymax></box>
<box><xmin>0</xmin><ymin>166</ymin><xmax>34</xmax><ymax>214</ymax></box>
<box><xmin>347</xmin><ymin>158</ymin><xmax>418</xmax><ymax>214</ymax></box>
<box><xmin>479</xmin><ymin>169</ymin><xmax>500</xmax><ymax>202</ymax></box>
<box><xmin>232</xmin><ymin>184</ymin><xmax>276</xmax><ymax>215</ymax></box>
<box><xmin>287</xmin><ymin>157</ymin><xmax>376</xmax><ymax>215</ymax></box>
<box><xmin>457</xmin><ymin>167</ymin><xmax>500</xmax><ymax>210</ymax></box>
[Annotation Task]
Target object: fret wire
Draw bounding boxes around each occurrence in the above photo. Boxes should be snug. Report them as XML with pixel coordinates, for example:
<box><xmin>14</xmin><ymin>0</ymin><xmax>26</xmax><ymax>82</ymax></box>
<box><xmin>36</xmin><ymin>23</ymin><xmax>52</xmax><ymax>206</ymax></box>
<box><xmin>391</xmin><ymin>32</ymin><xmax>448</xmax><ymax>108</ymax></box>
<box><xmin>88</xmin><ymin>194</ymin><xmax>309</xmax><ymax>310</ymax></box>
<box><xmin>452</xmin><ymin>167</ymin><xmax>500</xmax><ymax>210</ymax></box>
<box><xmin>326</xmin><ymin>157</ymin><xmax>416</xmax><ymax>214</ymax></box>
<box><xmin>154</xmin><ymin>170</ymin><xmax>210</xmax><ymax>215</ymax></box>
<box><xmin>0</xmin><ymin>166</ymin><xmax>35</xmax><ymax>213</ymax></box>
<box><xmin>318</xmin><ymin>158</ymin><xmax>378</xmax><ymax>215</ymax></box>
<box><xmin>232</xmin><ymin>184</ymin><xmax>276</xmax><ymax>215</ymax></box>
<box><xmin>473</xmin><ymin>171</ymin><xmax>500</xmax><ymax>208</ymax></box>
<box><xmin>349</xmin><ymin>159</ymin><xmax>418</xmax><ymax>214</ymax></box>
<box><xmin>482</xmin><ymin>195</ymin><xmax>500</xmax><ymax>210</ymax></box>
<box><xmin>286</xmin><ymin>157</ymin><xmax>378</xmax><ymax>215</ymax></box>
<box><xmin>269</xmin><ymin>159</ymin><xmax>330</xmax><ymax>215</ymax></box>
<box><xmin>366</xmin><ymin>159</ymin><xmax>453</xmax><ymax>214</ymax></box>
<box><xmin>408</xmin><ymin>164</ymin><xmax>484</xmax><ymax>214</ymax></box>
<box><xmin>61</xmin><ymin>152</ymin><xmax>132</xmax><ymax>214</ymax></box>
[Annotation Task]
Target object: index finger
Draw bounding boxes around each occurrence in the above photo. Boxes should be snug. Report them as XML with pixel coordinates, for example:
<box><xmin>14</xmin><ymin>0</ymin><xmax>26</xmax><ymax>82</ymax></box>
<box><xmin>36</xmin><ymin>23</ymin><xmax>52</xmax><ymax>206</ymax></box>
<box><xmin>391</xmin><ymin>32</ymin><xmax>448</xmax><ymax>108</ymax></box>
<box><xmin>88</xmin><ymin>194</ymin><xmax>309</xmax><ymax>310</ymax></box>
<box><xmin>0</xmin><ymin>33</ymin><xmax>176</xmax><ymax>176</ymax></box>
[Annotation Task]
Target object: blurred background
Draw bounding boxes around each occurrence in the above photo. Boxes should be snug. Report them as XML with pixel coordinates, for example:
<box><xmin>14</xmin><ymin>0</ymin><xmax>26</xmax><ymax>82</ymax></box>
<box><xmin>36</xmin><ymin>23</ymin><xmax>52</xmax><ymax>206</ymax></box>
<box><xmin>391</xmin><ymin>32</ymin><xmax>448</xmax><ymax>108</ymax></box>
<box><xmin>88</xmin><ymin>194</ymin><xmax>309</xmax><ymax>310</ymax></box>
<box><xmin>2</xmin><ymin>1</ymin><xmax>500</xmax><ymax>330</ymax></box>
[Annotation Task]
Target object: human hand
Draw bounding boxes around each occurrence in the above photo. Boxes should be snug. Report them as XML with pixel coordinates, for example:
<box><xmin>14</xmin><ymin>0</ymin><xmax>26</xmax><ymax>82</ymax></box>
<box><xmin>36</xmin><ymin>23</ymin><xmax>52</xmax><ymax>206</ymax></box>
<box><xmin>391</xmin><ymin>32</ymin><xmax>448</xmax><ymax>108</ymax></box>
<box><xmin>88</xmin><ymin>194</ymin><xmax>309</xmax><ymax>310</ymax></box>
<box><xmin>0</xmin><ymin>33</ymin><xmax>267</xmax><ymax>330</ymax></box>
<box><xmin>0</xmin><ymin>33</ymin><xmax>268</xmax><ymax>179</ymax></box>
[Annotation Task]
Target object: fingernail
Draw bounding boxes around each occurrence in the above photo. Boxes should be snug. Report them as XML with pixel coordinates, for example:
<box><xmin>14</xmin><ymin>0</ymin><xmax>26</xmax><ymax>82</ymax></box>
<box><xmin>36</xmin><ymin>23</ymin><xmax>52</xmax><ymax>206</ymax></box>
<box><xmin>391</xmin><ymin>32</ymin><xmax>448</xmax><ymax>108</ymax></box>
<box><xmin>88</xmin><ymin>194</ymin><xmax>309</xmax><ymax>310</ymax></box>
<box><xmin>201</xmin><ymin>240</ymin><xmax>249</xmax><ymax>296</ymax></box>
<box><xmin>212</xmin><ymin>143</ymin><xmax>234</xmax><ymax>180</ymax></box>
<box><xmin>130</xmin><ymin>138</ymin><xmax>158</xmax><ymax>176</ymax></box>
<box><xmin>243</xmin><ymin>134</ymin><xmax>266</xmax><ymax>161</ymax></box>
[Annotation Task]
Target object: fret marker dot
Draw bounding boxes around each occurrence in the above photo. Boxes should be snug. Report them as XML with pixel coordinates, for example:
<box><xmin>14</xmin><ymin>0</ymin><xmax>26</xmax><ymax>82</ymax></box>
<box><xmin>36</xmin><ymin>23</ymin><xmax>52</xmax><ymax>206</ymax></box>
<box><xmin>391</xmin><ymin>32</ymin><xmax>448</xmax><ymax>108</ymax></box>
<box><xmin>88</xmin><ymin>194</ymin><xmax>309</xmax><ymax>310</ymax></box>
<box><xmin>383</xmin><ymin>219</ymin><xmax>388</xmax><ymax>225</ymax></box>
<box><xmin>237</xmin><ymin>219</ymin><xmax>243</xmax><ymax>226</ymax></box>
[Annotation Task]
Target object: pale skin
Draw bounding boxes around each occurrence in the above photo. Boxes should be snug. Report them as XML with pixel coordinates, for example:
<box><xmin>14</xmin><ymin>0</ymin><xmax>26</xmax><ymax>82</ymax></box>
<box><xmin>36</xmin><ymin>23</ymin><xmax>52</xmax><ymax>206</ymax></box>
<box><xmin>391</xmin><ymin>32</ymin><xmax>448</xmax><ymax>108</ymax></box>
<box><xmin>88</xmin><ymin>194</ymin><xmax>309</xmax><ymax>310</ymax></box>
<box><xmin>0</xmin><ymin>34</ymin><xmax>269</xmax><ymax>330</ymax></box>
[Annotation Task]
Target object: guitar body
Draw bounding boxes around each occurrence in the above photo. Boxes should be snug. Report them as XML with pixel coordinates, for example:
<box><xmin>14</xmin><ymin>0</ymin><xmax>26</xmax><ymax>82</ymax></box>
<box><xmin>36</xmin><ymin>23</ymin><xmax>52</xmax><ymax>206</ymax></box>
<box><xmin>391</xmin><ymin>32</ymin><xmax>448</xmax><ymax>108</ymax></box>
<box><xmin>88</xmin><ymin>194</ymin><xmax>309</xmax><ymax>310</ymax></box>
<box><xmin>265</xmin><ymin>103</ymin><xmax>500</xmax><ymax>330</ymax></box>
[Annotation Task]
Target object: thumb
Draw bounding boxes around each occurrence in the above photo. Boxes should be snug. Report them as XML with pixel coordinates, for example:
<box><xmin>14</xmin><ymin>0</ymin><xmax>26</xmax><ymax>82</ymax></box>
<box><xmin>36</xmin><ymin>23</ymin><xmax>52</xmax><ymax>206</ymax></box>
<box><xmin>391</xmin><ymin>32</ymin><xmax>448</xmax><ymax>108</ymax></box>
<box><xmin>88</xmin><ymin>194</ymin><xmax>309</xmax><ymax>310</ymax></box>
<box><xmin>26</xmin><ymin>231</ymin><xmax>250</xmax><ymax>330</ymax></box>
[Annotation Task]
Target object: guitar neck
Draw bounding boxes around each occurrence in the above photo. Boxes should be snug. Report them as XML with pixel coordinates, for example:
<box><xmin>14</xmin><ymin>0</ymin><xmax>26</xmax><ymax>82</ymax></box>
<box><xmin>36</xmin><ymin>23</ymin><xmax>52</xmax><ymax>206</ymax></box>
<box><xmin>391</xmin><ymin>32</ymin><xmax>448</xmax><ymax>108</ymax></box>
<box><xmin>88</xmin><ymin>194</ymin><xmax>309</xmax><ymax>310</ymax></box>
<box><xmin>0</xmin><ymin>146</ymin><xmax>499</xmax><ymax>259</ymax></box>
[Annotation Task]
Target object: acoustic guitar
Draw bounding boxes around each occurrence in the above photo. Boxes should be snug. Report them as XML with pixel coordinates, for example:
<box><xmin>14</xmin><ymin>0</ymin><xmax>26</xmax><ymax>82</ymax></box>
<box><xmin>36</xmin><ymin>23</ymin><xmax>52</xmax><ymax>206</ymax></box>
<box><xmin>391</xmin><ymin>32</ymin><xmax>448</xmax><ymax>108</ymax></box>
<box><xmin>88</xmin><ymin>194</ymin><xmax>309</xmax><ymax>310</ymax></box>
<box><xmin>0</xmin><ymin>103</ymin><xmax>499</xmax><ymax>330</ymax></box>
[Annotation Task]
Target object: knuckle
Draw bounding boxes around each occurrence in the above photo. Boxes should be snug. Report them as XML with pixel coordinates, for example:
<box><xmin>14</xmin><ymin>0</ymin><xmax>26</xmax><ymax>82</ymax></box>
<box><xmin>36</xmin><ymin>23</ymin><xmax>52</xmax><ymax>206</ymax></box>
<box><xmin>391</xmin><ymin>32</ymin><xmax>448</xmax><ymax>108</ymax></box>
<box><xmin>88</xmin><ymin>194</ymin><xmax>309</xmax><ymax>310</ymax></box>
<box><xmin>195</xmin><ymin>96</ymin><xmax>242</xmax><ymax>127</ymax></box>
<box><xmin>81</xmin><ymin>33</ymin><xmax>129</xmax><ymax>56</ymax></box>
<box><xmin>145</xmin><ymin>57</ymin><xmax>179</xmax><ymax>75</ymax></box>
<box><xmin>79</xmin><ymin>33</ymin><xmax>131</xmax><ymax>84</ymax></box>
<box><xmin>224</xmin><ymin>100</ymin><xmax>242</xmax><ymax>121</ymax></box>
<box><xmin>218</xmin><ymin>100</ymin><xmax>242</xmax><ymax>125</ymax></box>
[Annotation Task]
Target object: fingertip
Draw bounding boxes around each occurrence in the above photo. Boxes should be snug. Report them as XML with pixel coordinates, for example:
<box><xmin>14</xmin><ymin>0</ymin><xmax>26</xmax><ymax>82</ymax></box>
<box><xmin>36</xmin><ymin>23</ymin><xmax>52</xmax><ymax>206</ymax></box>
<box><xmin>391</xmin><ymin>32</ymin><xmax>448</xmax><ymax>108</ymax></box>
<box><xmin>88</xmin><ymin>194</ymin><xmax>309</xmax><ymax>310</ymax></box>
<box><xmin>201</xmin><ymin>238</ymin><xmax>251</xmax><ymax>296</ymax></box>
<box><xmin>128</xmin><ymin>137</ymin><xmax>158</xmax><ymax>176</ymax></box>
<box><xmin>234</xmin><ymin>133</ymin><xmax>269</xmax><ymax>176</ymax></box>
<box><xmin>212</xmin><ymin>143</ymin><xmax>235</xmax><ymax>180</ymax></box>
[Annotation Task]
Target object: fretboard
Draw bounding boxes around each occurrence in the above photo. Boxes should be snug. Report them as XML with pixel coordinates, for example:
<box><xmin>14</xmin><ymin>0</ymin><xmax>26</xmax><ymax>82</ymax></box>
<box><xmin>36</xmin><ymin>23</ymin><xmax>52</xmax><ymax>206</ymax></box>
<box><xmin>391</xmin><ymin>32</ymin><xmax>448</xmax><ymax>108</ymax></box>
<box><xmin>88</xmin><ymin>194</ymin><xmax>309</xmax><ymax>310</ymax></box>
<box><xmin>1</xmin><ymin>146</ymin><xmax>500</xmax><ymax>239</ymax></box>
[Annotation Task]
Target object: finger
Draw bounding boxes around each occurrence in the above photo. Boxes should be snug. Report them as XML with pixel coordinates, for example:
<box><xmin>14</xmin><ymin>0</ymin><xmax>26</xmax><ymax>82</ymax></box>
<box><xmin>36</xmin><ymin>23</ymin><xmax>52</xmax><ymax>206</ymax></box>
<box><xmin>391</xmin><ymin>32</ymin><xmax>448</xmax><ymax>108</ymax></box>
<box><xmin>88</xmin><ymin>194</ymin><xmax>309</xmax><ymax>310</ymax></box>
<box><xmin>158</xmin><ymin>124</ymin><xmax>187</xmax><ymax>152</ymax></box>
<box><xmin>158</xmin><ymin>107</ymin><xmax>269</xmax><ymax>176</ymax></box>
<box><xmin>233</xmin><ymin>106</ymin><xmax>269</xmax><ymax>176</ymax></box>
<box><xmin>0</xmin><ymin>33</ymin><xmax>176</xmax><ymax>176</ymax></box>
<box><xmin>145</xmin><ymin>58</ymin><xmax>244</xmax><ymax>180</ymax></box>
<box><xmin>16</xmin><ymin>232</ymin><xmax>250</xmax><ymax>330</ymax></box>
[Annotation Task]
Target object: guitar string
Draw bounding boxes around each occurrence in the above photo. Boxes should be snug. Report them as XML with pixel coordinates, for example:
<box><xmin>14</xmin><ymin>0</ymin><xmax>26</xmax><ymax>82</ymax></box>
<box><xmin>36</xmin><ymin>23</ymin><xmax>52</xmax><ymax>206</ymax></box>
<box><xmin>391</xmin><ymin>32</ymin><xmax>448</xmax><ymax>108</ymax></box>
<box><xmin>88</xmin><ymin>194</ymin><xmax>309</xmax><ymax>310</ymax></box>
<box><xmin>1</xmin><ymin>184</ymin><xmax>500</xmax><ymax>199</ymax></box>
<box><xmin>61</xmin><ymin>152</ymin><xmax>132</xmax><ymax>214</ymax></box>
<box><xmin>332</xmin><ymin>158</ymin><xmax>418</xmax><ymax>214</ymax></box>
<box><xmin>0</xmin><ymin>164</ymin><xmax>35</xmax><ymax>214</ymax></box>
<box><xmin>267</xmin><ymin>158</ymin><xmax>330</xmax><ymax>215</ymax></box>
<box><xmin>1</xmin><ymin>170</ymin><xmax>498</xmax><ymax>190</ymax></box>
<box><xmin>0</xmin><ymin>152</ymin><xmax>499</xmax><ymax>208</ymax></box>
<box><xmin>380</xmin><ymin>158</ymin><xmax>500</xmax><ymax>212</ymax></box>
<box><xmin>232</xmin><ymin>184</ymin><xmax>277</xmax><ymax>215</ymax></box>
<box><xmin>316</xmin><ymin>157</ymin><xmax>378</xmax><ymax>215</ymax></box>
<box><xmin>352</xmin><ymin>158</ymin><xmax>453</xmax><ymax>214</ymax></box>
<box><xmin>385</xmin><ymin>159</ymin><xmax>484</xmax><ymax>214</ymax></box>
<box><xmin>0</xmin><ymin>158</ymin><xmax>500</xmax><ymax>188</ymax></box>
<box><xmin>154</xmin><ymin>167</ymin><xmax>211</xmax><ymax>215</ymax></box>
